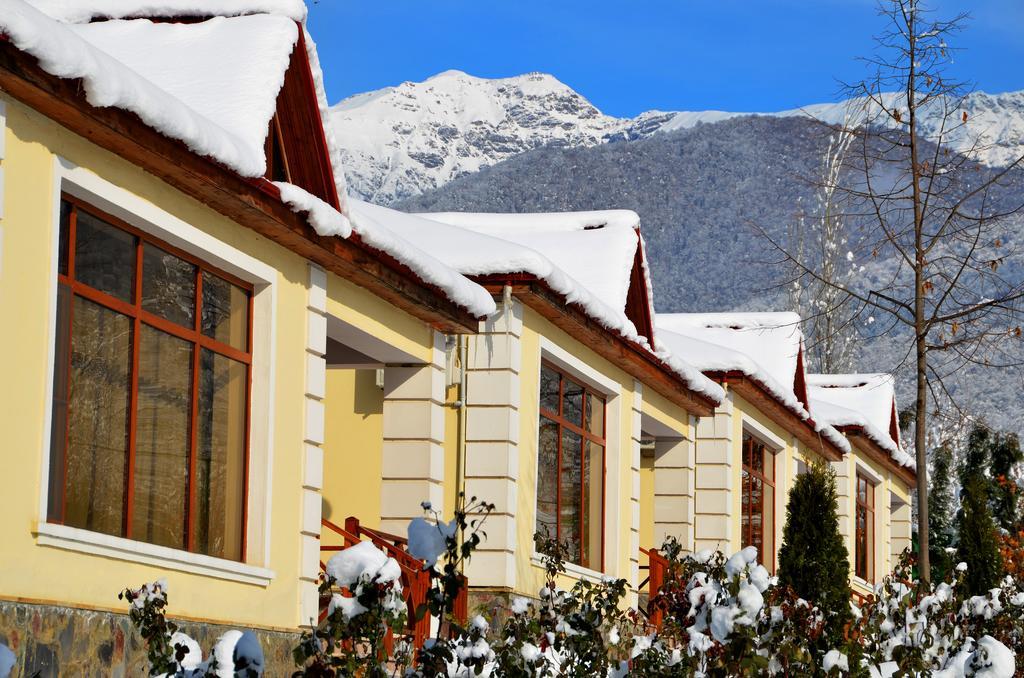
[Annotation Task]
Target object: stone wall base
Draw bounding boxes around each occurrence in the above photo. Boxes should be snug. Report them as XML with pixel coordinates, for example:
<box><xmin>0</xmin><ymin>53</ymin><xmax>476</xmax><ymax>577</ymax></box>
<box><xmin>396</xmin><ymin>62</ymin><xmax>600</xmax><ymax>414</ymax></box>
<box><xmin>0</xmin><ymin>600</ymin><xmax>301</xmax><ymax>677</ymax></box>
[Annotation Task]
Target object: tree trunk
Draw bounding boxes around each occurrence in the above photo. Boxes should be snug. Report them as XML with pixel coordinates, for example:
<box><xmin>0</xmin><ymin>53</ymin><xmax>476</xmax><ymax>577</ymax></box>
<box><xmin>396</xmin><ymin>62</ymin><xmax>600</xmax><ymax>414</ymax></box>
<box><xmin>906</xmin><ymin>0</ymin><xmax>930</xmax><ymax>581</ymax></box>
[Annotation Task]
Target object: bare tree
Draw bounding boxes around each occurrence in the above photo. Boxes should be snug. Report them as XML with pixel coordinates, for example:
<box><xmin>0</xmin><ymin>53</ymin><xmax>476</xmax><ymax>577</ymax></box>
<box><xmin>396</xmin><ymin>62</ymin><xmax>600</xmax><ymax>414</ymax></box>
<box><xmin>787</xmin><ymin>111</ymin><xmax>861</xmax><ymax>374</ymax></box>
<box><xmin>764</xmin><ymin>0</ymin><xmax>1024</xmax><ymax>580</ymax></box>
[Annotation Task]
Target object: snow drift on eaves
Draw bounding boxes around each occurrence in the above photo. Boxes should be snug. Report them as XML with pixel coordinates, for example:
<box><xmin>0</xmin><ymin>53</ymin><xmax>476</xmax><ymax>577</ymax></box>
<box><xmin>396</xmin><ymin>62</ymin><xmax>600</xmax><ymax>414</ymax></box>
<box><xmin>24</xmin><ymin>0</ymin><xmax>307</xmax><ymax>22</ymax></box>
<box><xmin>352</xmin><ymin>200</ymin><xmax>723</xmax><ymax>403</ymax></box>
<box><xmin>1</xmin><ymin>1</ymin><xmax>292</xmax><ymax>178</ymax></box>
<box><xmin>276</xmin><ymin>185</ymin><xmax>496</xmax><ymax>318</ymax></box>
<box><xmin>656</xmin><ymin>313</ymin><xmax>850</xmax><ymax>453</ymax></box>
<box><xmin>416</xmin><ymin>209</ymin><xmax>643</xmax><ymax>320</ymax></box>
<box><xmin>807</xmin><ymin>373</ymin><xmax>915</xmax><ymax>469</ymax></box>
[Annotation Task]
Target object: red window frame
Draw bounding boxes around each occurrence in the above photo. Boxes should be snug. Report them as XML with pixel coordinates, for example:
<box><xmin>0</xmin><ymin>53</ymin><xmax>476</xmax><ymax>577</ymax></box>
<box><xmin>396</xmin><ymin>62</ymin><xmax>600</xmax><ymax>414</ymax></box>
<box><xmin>49</xmin><ymin>194</ymin><xmax>254</xmax><ymax>560</ymax></box>
<box><xmin>855</xmin><ymin>474</ymin><xmax>876</xmax><ymax>581</ymax></box>
<box><xmin>537</xmin><ymin>360</ymin><xmax>607</xmax><ymax>571</ymax></box>
<box><xmin>741</xmin><ymin>432</ymin><xmax>776</xmax><ymax>572</ymax></box>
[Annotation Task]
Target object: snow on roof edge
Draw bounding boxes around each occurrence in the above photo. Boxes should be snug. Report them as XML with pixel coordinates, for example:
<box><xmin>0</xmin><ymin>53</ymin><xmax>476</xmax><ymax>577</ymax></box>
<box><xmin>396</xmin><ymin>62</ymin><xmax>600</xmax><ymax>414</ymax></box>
<box><xmin>2</xmin><ymin>0</ymin><xmax>273</xmax><ymax>177</ymax></box>
<box><xmin>25</xmin><ymin>0</ymin><xmax>308</xmax><ymax>23</ymax></box>
<box><xmin>276</xmin><ymin>183</ymin><xmax>496</xmax><ymax>318</ymax></box>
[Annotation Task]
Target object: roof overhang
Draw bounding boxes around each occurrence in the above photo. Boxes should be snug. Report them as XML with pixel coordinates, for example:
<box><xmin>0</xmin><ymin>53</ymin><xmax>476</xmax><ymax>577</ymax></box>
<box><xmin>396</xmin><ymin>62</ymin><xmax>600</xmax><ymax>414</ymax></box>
<box><xmin>839</xmin><ymin>426</ymin><xmax>917</xmax><ymax>487</ymax></box>
<box><xmin>0</xmin><ymin>39</ymin><xmax>481</xmax><ymax>333</ymax></box>
<box><xmin>478</xmin><ymin>276</ymin><xmax>718</xmax><ymax>417</ymax></box>
<box><xmin>706</xmin><ymin>371</ymin><xmax>846</xmax><ymax>461</ymax></box>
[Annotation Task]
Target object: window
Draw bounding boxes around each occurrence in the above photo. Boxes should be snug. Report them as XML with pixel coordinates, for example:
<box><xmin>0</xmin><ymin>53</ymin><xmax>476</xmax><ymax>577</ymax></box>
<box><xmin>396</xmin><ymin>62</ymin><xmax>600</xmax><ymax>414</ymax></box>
<box><xmin>856</xmin><ymin>474</ymin><xmax>876</xmax><ymax>581</ymax></box>
<box><xmin>47</xmin><ymin>196</ymin><xmax>252</xmax><ymax>562</ymax></box>
<box><xmin>741</xmin><ymin>432</ymin><xmax>776</xmax><ymax>570</ymax></box>
<box><xmin>536</xmin><ymin>362</ymin><xmax>605</xmax><ymax>570</ymax></box>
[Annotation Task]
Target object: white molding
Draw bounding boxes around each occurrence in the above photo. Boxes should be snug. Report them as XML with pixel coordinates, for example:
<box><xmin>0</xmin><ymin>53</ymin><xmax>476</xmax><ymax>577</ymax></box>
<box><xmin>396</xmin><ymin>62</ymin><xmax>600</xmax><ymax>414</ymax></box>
<box><xmin>741</xmin><ymin>415</ymin><xmax>787</xmax><ymax>452</ymax></box>
<box><xmin>855</xmin><ymin>461</ymin><xmax>884</xmax><ymax>485</ymax></box>
<box><xmin>35</xmin><ymin>523</ymin><xmax>275</xmax><ymax>586</ymax></box>
<box><xmin>39</xmin><ymin>158</ymin><xmax>280</xmax><ymax>572</ymax></box>
<box><xmin>530</xmin><ymin>552</ymin><xmax>606</xmax><ymax>583</ymax></box>
<box><xmin>0</xmin><ymin>98</ymin><xmax>6</xmax><ymax>160</ymax></box>
<box><xmin>539</xmin><ymin>336</ymin><xmax>620</xmax><ymax>396</ymax></box>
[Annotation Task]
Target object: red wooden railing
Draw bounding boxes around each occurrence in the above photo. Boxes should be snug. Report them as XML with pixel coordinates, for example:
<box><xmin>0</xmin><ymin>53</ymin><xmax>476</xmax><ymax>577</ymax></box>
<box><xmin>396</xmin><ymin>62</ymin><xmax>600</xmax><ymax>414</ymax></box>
<box><xmin>638</xmin><ymin>546</ymin><xmax>670</xmax><ymax>628</ymax></box>
<box><xmin>319</xmin><ymin>516</ymin><xmax>468</xmax><ymax>651</ymax></box>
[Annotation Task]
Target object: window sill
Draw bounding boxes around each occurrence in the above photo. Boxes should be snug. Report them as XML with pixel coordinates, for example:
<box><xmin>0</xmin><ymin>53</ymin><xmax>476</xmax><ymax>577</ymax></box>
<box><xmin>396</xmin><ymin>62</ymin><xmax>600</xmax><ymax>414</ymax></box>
<box><xmin>851</xmin><ymin>575</ymin><xmax>875</xmax><ymax>591</ymax></box>
<box><xmin>530</xmin><ymin>552</ymin><xmax>607</xmax><ymax>584</ymax></box>
<box><xmin>35</xmin><ymin>522</ymin><xmax>275</xmax><ymax>587</ymax></box>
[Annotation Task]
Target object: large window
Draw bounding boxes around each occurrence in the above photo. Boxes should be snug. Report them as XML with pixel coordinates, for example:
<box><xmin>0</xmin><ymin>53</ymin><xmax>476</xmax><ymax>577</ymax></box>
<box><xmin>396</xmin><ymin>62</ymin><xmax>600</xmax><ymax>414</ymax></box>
<box><xmin>47</xmin><ymin>196</ymin><xmax>252</xmax><ymax>561</ymax></box>
<box><xmin>741</xmin><ymin>432</ymin><xmax>775</xmax><ymax>570</ymax></box>
<box><xmin>536</xmin><ymin>362</ymin><xmax>605</xmax><ymax>570</ymax></box>
<box><xmin>856</xmin><ymin>474</ymin><xmax>876</xmax><ymax>581</ymax></box>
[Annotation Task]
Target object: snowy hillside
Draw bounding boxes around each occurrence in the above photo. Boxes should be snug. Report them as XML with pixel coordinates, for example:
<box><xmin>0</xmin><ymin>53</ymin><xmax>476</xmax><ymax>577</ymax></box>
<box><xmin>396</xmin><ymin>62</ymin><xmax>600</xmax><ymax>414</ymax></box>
<box><xmin>329</xmin><ymin>70</ymin><xmax>627</xmax><ymax>204</ymax></box>
<box><xmin>330</xmin><ymin>70</ymin><xmax>1024</xmax><ymax>203</ymax></box>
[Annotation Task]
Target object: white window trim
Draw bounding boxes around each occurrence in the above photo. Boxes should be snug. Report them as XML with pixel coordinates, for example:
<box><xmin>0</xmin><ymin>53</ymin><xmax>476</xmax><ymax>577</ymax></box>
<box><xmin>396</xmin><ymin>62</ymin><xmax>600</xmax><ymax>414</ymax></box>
<box><xmin>36</xmin><ymin>522</ymin><xmax>275</xmax><ymax>586</ymax></box>
<box><xmin>529</xmin><ymin>552</ymin><xmax>605</xmax><ymax>585</ymax></box>
<box><xmin>533</xmin><ymin>335</ymin><xmax>621</xmax><ymax>577</ymax></box>
<box><xmin>856</xmin><ymin>461</ymin><xmax>884</xmax><ymax>485</ymax></box>
<box><xmin>741</xmin><ymin>416</ymin><xmax>787</xmax><ymax>452</ymax></box>
<box><xmin>38</xmin><ymin>157</ymin><xmax>279</xmax><ymax>579</ymax></box>
<box><xmin>539</xmin><ymin>336</ymin><xmax>621</xmax><ymax>397</ymax></box>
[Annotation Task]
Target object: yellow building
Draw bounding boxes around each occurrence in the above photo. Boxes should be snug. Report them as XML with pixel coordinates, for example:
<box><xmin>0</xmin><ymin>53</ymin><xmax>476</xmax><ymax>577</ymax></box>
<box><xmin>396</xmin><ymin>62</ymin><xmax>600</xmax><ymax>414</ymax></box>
<box><xmin>654</xmin><ymin>314</ymin><xmax>850</xmax><ymax>573</ymax></box>
<box><xmin>807</xmin><ymin>373</ymin><xmax>916</xmax><ymax>599</ymax></box>
<box><xmin>0</xmin><ymin>1</ymin><xmax>495</xmax><ymax>673</ymax></box>
<box><xmin>335</xmin><ymin>204</ymin><xmax>725</xmax><ymax>609</ymax></box>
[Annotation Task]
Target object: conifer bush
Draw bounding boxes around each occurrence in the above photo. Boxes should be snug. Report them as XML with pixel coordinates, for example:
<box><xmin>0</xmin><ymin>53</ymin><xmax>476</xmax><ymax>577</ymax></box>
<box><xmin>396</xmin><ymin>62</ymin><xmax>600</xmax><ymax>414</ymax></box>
<box><xmin>958</xmin><ymin>426</ymin><xmax>1006</xmax><ymax>595</ymax></box>
<box><xmin>777</xmin><ymin>459</ymin><xmax>851</xmax><ymax>642</ymax></box>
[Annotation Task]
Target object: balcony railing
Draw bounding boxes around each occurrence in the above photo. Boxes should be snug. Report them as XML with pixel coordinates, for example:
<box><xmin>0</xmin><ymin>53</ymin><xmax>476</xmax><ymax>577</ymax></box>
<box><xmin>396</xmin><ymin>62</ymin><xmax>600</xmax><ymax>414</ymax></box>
<box><xmin>638</xmin><ymin>546</ymin><xmax>670</xmax><ymax>628</ymax></box>
<box><xmin>320</xmin><ymin>516</ymin><xmax>468</xmax><ymax>650</ymax></box>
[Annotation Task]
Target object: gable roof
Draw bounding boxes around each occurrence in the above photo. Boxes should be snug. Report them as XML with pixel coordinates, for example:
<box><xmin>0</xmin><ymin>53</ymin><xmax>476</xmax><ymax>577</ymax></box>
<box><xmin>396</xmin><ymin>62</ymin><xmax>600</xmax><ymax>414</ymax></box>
<box><xmin>656</xmin><ymin>312</ymin><xmax>849</xmax><ymax>456</ymax></box>
<box><xmin>1</xmin><ymin>0</ymin><xmax>496</xmax><ymax>321</ymax></box>
<box><xmin>807</xmin><ymin>373</ymin><xmax>916</xmax><ymax>472</ymax></box>
<box><xmin>348</xmin><ymin>200</ymin><xmax>723</xmax><ymax>411</ymax></box>
<box><xmin>414</xmin><ymin>210</ymin><xmax>656</xmax><ymax>342</ymax></box>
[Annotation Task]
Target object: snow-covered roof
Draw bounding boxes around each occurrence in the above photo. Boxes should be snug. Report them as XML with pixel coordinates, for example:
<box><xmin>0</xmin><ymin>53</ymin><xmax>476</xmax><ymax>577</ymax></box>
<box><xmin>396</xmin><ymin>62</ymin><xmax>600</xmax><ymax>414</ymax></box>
<box><xmin>2</xmin><ymin>0</ymin><xmax>500</xmax><ymax>317</ymax></box>
<box><xmin>807</xmin><ymin>374</ymin><xmax>916</xmax><ymax>470</ymax></box>
<box><xmin>24</xmin><ymin>0</ymin><xmax>308</xmax><ymax>22</ymax></box>
<box><xmin>416</xmin><ymin>210</ymin><xmax>647</xmax><ymax>332</ymax></box>
<box><xmin>656</xmin><ymin>312</ymin><xmax>850</xmax><ymax>454</ymax></box>
<box><xmin>350</xmin><ymin>200</ymin><xmax>723</xmax><ymax>404</ymax></box>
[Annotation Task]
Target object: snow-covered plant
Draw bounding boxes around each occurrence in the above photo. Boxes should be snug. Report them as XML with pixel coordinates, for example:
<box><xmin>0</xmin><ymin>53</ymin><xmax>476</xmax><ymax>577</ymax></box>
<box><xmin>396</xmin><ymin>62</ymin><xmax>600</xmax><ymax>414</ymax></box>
<box><xmin>409</xmin><ymin>494</ymin><xmax>495</xmax><ymax>632</ymax></box>
<box><xmin>120</xmin><ymin>580</ymin><xmax>264</xmax><ymax>677</ymax></box>
<box><xmin>292</xmin><ymin>540</ymin><xmax>408</xmax><ymax>677</ymax></box>
<box><xmin>853</xmin><ymin>552</ymin><xmax>1022</xmax><ymax>677</ymax></box>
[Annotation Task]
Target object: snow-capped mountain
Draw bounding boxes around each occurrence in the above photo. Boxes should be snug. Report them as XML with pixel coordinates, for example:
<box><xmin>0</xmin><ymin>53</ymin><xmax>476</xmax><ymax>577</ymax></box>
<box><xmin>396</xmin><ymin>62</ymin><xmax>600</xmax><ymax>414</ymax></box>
<box><xmin>330</xmin><ymin>70</ymin><xmax>625</xmax><ymax>204</ymax></box>
<box><xmin>331</xmin><ymin>69</ymin><xmax>1024</xmax><ymax>204</ymax></box>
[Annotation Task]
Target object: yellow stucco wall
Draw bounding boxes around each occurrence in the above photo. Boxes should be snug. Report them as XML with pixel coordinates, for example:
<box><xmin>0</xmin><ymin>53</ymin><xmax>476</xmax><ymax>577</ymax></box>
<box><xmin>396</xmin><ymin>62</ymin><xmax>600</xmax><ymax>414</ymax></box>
<box><xmin>321</xmin><ymin>369</ymin><xmax>383</xmax><ymax>530</ymax></box>
<box><xmin>840</xmin><ymin>445</ymin><xmax>912</xmax><ymax>598</ymax></box>
<box><xmin>0</xmin><ymin>96</ymin><xmax>309</xmax><ymax>629</ymax></box>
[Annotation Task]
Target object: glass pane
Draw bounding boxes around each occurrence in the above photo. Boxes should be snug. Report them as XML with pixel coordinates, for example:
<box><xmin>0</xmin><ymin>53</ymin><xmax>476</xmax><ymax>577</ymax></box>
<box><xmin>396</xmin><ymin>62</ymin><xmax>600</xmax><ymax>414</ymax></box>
<box><xmin>58</xmin><ymin>200</ymin><xmax>71</xmax><ymax>277</ymax></box>
<box><xmin>202</xmin><ymin>272</ymin><xmax>249</xmax><ymax>351</ymax></box>
<box><xmin>560</xmin><ymin>427</ymin><xmax>583</xmax><ymax>564</ymax></box>
<box><xmin>74</xmin><ymin>210</ymin><xmax>136</xmax><ymax>302</ymax></box>
<box><xmin>63</xmin><ymin>296</ymin><xmax>131</xmax><ymax>537</ymax></box>
<box><xmin>582</xmin><ymin>441</ymin><xmax>604</xmax><ymax>569</ymax></box>
<box><xmin>563</xmin><ymin>379</ymin><xmax>584</xmax><ymax>427</ymax></box>
<box><xmin>585</xmin><ymin>393</ymin><xmax>604</xmax><ymax>437</ymax></box>
<box><xmin>856</xmin><ymin>506</ymin><xmax>867</xmax><ymax>578</ymax></box>
<box><xmin>142</xmin><ymin>244</ymin><xmax>196</xmax><ymax>327</ymax></box>
<box><xmin>47</xmin><ymin>284</ymin><xmax>71</xmax><ymax>522</ymax></box>
<box><xmin>540</xmin><ymin>366</ymin><xmax>560</xmax><ymax>415</ymax></box>
<box><xmin>132</xmin><ymin>325</ymin><xmax>192</xmax><ymax>550</ymax></box>
<box><xmin>196</xmin><ymin>350</ymin><xmax>248</xmax><ymax>560</ymax></box>
<box><xmin>536</xmin><ymin>418</ymin><xmax>559</xmax><ymax>543</ymax></box>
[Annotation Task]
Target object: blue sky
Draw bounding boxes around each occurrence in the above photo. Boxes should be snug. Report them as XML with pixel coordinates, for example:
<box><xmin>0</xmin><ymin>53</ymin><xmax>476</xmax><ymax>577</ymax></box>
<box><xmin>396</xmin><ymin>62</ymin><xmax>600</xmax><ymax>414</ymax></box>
<box><xmin>306</xmin><ymin>0</ymin><xmax>1024</xmax><ymax>117</ymax></box>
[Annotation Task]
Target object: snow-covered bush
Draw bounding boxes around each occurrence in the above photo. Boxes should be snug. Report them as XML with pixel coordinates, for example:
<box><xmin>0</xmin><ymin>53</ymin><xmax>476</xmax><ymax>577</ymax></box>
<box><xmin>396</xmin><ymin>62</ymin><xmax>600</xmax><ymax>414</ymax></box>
<box><xmin>119</xmin><ymin>580</ymin><xmax>264</xmax><ymax>677</ymax></box>
<box><xmin>291</xmin><ymin>539</ymin><xmax>409</xmax><ymax>677</ymax></box>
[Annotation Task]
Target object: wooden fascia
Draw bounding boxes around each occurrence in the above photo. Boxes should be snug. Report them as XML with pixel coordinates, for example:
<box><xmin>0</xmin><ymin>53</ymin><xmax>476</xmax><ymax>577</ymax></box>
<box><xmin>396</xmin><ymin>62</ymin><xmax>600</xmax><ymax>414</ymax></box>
<box><xmin>477</xmin><ymin>277</ymin><xmax>718</xmax><ymax>417</ymax></box>
<box><xmin>705</xmin><ymin>371</ymin><xmax>846</xmax><ymax>461</ymax></box>
<box><xmin>0</xmin><ymin>41</ymin><xmax>480</xmax><ymax>334</ymax></box>
<box><xmin>840</xmin><ymin>426</ymin><xmax>918</xmax><ymax>487</ymax></box>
